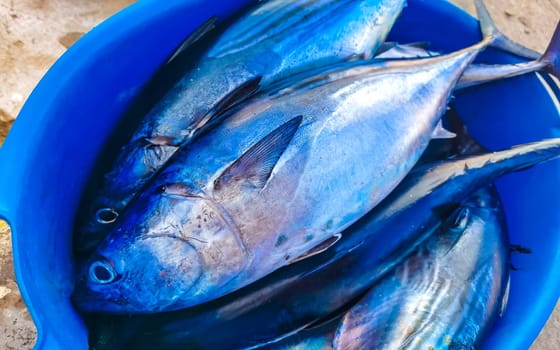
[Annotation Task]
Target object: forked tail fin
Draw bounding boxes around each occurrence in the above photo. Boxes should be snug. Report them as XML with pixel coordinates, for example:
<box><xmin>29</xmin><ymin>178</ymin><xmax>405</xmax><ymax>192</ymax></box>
<box><xmin>541</xmin><ymin>22</ymin><xmax>560</xmax><ymax>79</ymax></box>
<box><xmin>474</xmin><ymin>0</ymin><xmax>541</xmax><ymax>60</ymax></box>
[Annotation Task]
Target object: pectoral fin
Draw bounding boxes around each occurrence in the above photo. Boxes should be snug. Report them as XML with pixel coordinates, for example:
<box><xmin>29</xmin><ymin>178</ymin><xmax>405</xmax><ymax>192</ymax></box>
<box><xmin>206</xmin><ymin>76</ymin><xmax>262</xmax><ymax>122</ymax></box>
<box><xmin>214</xmin><ymin>115</ymin><xmax>303</xmax><ymax>194</ymax></box>
<box><xmin>187</xmin><ymin>76</ymin><xmax>262</xmax><ymax>139</ymax></box>
<box><xmin>167</xmin><ymin>16</ymin><xmax>218</xmax><ymax>64</ymax></box>
<box><xmin>288</xmin><ymin>234</ymin><xmax>342</xmax><ymax>265</ymax></box>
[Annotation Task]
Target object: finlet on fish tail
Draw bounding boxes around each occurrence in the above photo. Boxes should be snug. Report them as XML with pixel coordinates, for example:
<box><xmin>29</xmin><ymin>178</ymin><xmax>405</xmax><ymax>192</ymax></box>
<box><xmin>541</xmin><ymin>22</ymin><xmax>560</xmax><ymax>79</ymax></box>
<box><xmin>431</xmin><ymin>119</ymin><xmax>456</xmax><ymax>140</ymax></box>
<box><xmin>474</xmin><ymin>0</ymin><xmax>541</xmax><ymax>60</ymax></box>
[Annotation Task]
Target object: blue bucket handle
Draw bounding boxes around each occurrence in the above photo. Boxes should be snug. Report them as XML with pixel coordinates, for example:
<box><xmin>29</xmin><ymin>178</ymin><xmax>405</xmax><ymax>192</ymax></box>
<box><xmin>537</xmin><ymin>71</ymin><xmax>560</xmax><ymax>103</ymax></box>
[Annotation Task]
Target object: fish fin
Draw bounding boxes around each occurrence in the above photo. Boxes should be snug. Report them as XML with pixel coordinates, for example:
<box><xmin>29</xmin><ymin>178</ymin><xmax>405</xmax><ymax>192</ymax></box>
<box><xmin>500</xmin><ymin>275</ymin><xmax>511</xmax><ymax>317</ymax></box>
<box><xmin>403</xmin><ymin>41</ymin><xmax>431</xmax><ymax>50</ymax></box>
<box><xmin>431</xmin><ymin>120</ymin><xmax>456</xmax><ymax>139</ymax></box>
<box><xmin>376</xmin><ymin>41</ymin><xmax>398</xmax><ymax>55</ymax></box>
<box><xmin>541</xmin><ymin>22</ymin><xmax>560</xmax><ymax>79</ymax></box>
<box><xmin>188</xmin><ymin>76</ymin><xmax>262</xmax><ymax>139</ymax></box>
<box><xmin>159</xmin><ymin>183</ymin><xmax>199</xmax><ymax>198</ymax></box>
<box><xmin>166</xmin><ymin>16</ymin><xmax>218</xmax><ymax>64</ymax></box>
<box><xmin>288</xmin><ymin>234</ymin><xmax>342</xmax><ymax>265</ymax></box>
<box><xmin>142</xmin><ymin>135</ymin><xmax>180</xmax><ymax>147</ymax></box>
<box><xmin>214</xmin><ymin>115</ymin><xmax>303</xmax><ymax>193</ymax></box>
<box><xmin>474</xmin><ymin>0</ymin><xmax>540</xmax><ymax>60</ymax></box>
<box><xmin>208</xmin><ymin>76</ymin><xmax>262</xmax><ymax>120</ymax></box>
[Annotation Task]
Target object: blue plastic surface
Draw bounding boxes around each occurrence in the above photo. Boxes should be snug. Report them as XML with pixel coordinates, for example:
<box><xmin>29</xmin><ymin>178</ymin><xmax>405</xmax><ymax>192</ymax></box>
<box><xmin>0</xmin><ymin>0</ymin><xmax>558</xmax><ymax>349</ymax></box>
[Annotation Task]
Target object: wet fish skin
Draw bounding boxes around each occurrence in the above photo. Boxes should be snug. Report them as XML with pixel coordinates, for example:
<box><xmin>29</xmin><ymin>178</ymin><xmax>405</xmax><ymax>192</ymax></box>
<box><xmin>84</xmin><ymin>137</ymin><xmax>560</xmax><ymax>349</ymax></box>
<box><xmin>73</xmin><ymin>40</ymin><xmax>483</xmax><ymax>314</ymax></box>
<box><xmin>378</xmin><ymin>42</ymin><xmax>551</xmax><ymax>90</ymax></box>
<box><xmin>269</xmin><ymin>34</ymin><xmax>560</xmax><ymax>96</ymax></box>
<box><xmin>76</xmin><ymin>0</ymin><xmax>407</xmax><ymax>252</ymax></box>
<box><xmin>333</xmin><ymin>186</ymin><xmax>510</xmax><ymax>350</ymax></box>
<box><xmin>270</xmin><ymin>7</ymin><xmax>560</xmax><ymax>96</ymax></box>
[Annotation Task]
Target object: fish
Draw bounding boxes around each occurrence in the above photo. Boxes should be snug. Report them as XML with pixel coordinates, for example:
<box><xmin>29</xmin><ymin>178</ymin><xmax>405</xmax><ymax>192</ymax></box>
<box><xmin>265</xmin><ymin>6</ymin><xmax>560</xmax><ymax>97</ymax></box>
<box><xmin>75</xmin><ymin>0</ymin><xmax>407</xmax><ymax>254</ymax></box>
<box><xmin>72</xmin><ymin>35</ymin><xmax>487</xmax><ymax>314</ymax></box>
<box><xmin>333</xmin><ymin>186</ymin><xmax>510</xmax><ymax>350</ymax></box>
<box><xmin>84</xmin><ymin>137</ymin><xmax>560</xmax><ymax>350</ymax></box>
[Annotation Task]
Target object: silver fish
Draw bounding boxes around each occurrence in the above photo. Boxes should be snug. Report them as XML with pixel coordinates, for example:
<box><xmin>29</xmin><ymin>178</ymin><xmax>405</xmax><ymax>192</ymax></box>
<box><xmin>267</xmin><ymin>11</ymin><xmax>560</xmax><ymax>96</ymax></box>
<box><xmin>76</xmin><ymin>0</ymin><xmax>406</xmax><ymax>253</ymax></box>
<box><xmin>267</xmin><ymin>0</ymin><xmax>560</xmax><ymax>95</ymax></box>
<box><xmin>88</xmin><ymin>134</ymin><xmax>560</xmax><ymax>350</ymax></box>
<box><xmin>73</xmin><ymin>39</ymin><xmax>485</xmax><ymax>314</ymax></box>
<box><xmin>333</xmin><ymin>186</ymin><xmax>510</xmax><ymax>350</ymax></box>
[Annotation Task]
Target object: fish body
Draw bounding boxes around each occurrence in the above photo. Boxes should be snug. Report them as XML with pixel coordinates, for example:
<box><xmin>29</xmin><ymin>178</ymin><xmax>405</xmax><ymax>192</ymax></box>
<box><xmin>77</xmin><ymin>0</ymin><xmax>406</xmax><ymax>251</ymax></box>
<box><xmin>268</xmin><ymin>41</ymin><xmax>557</xmax><ymax>96</ymax></box>
<box><xmin>268</xmin><ymin>8</ymin><xmax>560</xmax><ymax>96</ymax></box>
<box><xmin>333</xmin><ymin>186</ymin><xmax>510</xmax><ymax>350</ymax></box>
<box><xmin>74</xmin><ymin>43</ymin><xmax>482</xmax><ymax>314</ymax></box>
<box><xmin>85</xmin><ymin>136</ymin><xmax>560</xmax><ymax>350</ymax></box>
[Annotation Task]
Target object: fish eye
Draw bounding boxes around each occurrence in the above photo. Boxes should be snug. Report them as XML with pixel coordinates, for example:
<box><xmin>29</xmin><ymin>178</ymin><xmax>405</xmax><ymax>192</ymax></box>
<box><xmin>96</xmin><ymin>208</ymin><xmax>119</xmax><ymax>224</ymax></box>
<box><xmin>447</xmin><ymin>207</ymin><xmax>470</xmax><ymax>231</ymax></box>
<box><xmin>89</xmin><ymin>260</ymin><xmax>118</xmax><ymax>284</ymax></box>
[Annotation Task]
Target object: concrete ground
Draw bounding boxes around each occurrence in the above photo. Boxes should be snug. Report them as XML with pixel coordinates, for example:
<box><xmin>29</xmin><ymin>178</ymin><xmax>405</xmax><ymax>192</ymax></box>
<box><xmin>0</xmin><ymin>0</ymin><xmax>558</xmax><ymax>349</ymax></box>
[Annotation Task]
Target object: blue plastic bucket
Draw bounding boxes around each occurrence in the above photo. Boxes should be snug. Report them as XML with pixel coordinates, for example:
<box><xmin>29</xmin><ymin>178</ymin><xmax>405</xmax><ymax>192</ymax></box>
<box><xmin>0</xmin><ymin>0</ymin><xmax>558</xmax><ymax>349</ymax></box>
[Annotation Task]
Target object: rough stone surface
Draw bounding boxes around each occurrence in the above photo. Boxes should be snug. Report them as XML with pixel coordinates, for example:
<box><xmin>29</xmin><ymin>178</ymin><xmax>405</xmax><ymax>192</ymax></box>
<box><xmin>0</xmin><ymin>1</ymin><xmax>558</xmax><ymax>349</ymax></box>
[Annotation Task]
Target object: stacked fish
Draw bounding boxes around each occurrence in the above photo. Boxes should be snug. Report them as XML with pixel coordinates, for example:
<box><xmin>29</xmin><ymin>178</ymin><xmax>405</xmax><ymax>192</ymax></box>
<box><xmin>70</xmin><ymin>0</ymin><xmax>560</xmax><ymax>349</ymax></box>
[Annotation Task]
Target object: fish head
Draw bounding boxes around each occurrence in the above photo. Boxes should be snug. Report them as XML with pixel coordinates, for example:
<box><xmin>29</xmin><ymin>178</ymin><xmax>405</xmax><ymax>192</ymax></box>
<box><xmin>73</xmin><ymin>183</ymin><xmax>247</xmax><ymax>313</ymax></box>
<box><xmin>432</xmin><ymin>186</ymin><xmax>507</xmax><ymax>265</ymax></box>
<box><xmin>74</xmin><ymin>234</ymin><xmax>203</xmax><ymax>313</ymax></box>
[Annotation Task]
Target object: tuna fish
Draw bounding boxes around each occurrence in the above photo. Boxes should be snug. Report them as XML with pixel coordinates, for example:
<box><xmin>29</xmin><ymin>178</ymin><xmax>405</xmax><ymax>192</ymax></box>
<box><xmin>267</xmin><ymin>11</ymin><xmax>560</xmax><ymax>96</ymax></box>
<box><xmin>72</xmin><ymin>35</ymin><xmax>489</xmax><ymax>314</ymax></box>
<box><xmin>83</xmin><ymin>136</ymin><xmax>560</xmax><ymax>350</ymax></box>
<box><xmin>76</xmin><ymin>0</ymin><xmax>407</xmax><ymax>254</ymax></box>
<box><xmin>333</xmin><ymin>186</ymin><xmax>510</xmax><ymax>350</ymax></box>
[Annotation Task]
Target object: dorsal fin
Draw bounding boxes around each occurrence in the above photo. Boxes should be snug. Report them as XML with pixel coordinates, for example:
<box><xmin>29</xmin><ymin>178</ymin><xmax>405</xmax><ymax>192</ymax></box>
<box><xmin>187</xmin><ymin>76</ymin><xmax>262</xmax><ymax>139</ymax></box>
<box><xmin>214</xmin><ymin>115</ymin><xmax>303</xmax><ymax>194</ymax></box>
<box><xmin>167</xmin><ymin>16</ymin><xmax>218</xmax><ymax>64</ymax></box>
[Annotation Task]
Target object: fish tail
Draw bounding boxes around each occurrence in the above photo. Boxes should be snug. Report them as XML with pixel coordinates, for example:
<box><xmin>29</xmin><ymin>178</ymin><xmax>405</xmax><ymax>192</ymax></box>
<box><xmin>474</xmin><ymin>0</ymin><xmax>541</xmax><ymax>60</ymax></box>
<box><xmin>540</xmin><ymin>22</ymin><xmax>560</xmax><ymax>79</ymax></box>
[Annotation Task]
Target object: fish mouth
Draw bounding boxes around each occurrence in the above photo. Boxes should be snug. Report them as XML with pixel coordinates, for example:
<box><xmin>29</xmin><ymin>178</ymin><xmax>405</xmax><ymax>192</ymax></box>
<box><xmin>71</xmin><ymin>279</ymin><xmax>129</xmax><ymax>314</ymax></box>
